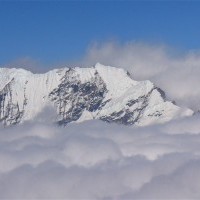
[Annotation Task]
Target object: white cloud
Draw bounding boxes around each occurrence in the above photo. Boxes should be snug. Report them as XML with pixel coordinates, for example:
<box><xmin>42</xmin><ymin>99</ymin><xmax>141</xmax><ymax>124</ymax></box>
<box><xmin>80</xmin><ymin>41</ymin><xmax>200</xmax><ymax>110</ymax></box>
<box><xmin>0</xmin><ymin>114</ymin><xmax>200</xmax><ymax>199</ymax></box>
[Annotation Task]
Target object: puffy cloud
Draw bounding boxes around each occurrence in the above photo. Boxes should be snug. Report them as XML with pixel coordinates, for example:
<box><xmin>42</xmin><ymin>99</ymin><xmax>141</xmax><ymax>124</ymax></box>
<box><xmin>0</xmin><ymin>114</ymin><xmax>200</xmax><ymax>199</ymax></box>
<box><xmin>80</xmin><ymin>41</ymin><xmax>200</xmax><ymax>110</ymax></box>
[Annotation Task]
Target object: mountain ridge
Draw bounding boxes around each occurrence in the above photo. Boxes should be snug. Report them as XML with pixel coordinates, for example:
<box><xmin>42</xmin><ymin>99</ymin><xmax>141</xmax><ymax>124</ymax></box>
<box><xmin>0</xmin><ymin>63</ymin><xmax>193</xmax><ymax>126</ymax></box>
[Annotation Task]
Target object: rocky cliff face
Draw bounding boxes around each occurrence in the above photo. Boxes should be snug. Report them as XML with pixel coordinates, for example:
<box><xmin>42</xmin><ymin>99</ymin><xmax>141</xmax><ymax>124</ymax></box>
<box><xmin>0</xmin><ymin>63</ymin><xmax>193</xmax><ymax>126</ymax></box>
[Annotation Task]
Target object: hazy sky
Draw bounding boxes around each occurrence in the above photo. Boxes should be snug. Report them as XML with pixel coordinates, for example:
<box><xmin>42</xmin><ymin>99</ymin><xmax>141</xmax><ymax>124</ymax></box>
<box><xmin>1</xmin><ymin>1</ymin><xmax>200</xmax><ymax>66</ymax></box>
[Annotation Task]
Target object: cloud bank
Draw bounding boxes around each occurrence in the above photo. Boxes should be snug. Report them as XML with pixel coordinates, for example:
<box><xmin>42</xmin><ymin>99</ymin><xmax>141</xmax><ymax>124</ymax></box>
<box><xmin>0</xmin><ymin>113</ymin><xmax>200</xmax><ymax>199</ymax></box>
<box><xmin>81</xmin><ymin>41</ymin><xmax>200</xmax><ymax>111</ymax></box>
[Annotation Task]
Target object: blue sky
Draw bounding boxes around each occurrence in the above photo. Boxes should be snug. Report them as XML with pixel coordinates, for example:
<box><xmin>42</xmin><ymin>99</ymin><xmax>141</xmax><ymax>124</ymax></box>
<box><xmin>0</xmin><ymin>1</ymin><xmax>200</xmax><ymax>66</ymax></box>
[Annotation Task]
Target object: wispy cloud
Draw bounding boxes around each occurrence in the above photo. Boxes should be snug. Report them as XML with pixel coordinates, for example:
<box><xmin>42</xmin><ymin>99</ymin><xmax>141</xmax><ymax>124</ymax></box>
<box><xmin>80</xmin><ymin>41</ymin><xmax>200</xmax><ymax>111</ymax></box>
<box><xmin>1</xmin><ymin>57</ymin><xmax>49</xmax><ymax>73</ymax></box>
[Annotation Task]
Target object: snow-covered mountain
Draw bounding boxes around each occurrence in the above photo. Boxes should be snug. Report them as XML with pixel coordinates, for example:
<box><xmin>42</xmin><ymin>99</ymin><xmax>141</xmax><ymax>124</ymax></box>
<box><xmin>0</xmin><ymin>63</ymin><xmax>193</xmax><ymax>126</ymax></box>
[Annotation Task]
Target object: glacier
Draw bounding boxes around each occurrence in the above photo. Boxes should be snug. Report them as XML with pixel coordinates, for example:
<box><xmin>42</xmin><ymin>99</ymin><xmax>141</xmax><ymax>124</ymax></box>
<box><xmin>0</xmin><ymin>63</ymin><xmax>193</xmax><ymax>126</ymax></box>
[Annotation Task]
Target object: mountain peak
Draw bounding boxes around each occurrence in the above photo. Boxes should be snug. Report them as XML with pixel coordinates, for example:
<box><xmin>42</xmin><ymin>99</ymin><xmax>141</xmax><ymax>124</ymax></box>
<box><xmin>0</xmin><ymin>64</ymin><xmax>193</xmax><ymax>126</ymax></box>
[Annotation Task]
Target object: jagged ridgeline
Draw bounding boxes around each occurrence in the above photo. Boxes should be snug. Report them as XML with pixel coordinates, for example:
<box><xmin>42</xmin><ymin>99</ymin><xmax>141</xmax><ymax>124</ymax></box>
<box><xmin>0</xmin><ymin>63</ymin><xmax>193</xmax><ymax>126</ymax></box>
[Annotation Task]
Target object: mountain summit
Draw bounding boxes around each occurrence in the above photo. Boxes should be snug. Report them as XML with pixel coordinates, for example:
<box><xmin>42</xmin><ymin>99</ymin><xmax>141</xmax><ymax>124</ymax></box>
<box><xmin>0</xmin><ymin>63</ymin><xmax>193</xmax><ymax>126</ymax></box>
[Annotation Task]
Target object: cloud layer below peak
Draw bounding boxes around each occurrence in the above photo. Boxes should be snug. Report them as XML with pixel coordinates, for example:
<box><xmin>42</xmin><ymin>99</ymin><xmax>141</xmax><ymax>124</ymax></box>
<box><xmin>0</xmin><ymin>114</ymin><xmax>200</xmax><ymax>199</ymax></box>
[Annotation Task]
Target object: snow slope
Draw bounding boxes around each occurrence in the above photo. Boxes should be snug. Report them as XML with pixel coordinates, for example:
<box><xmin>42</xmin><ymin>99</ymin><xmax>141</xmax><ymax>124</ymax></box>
<box><xmin>0</xmin><ymin>63</ymin><xmax>193</xmax><ymax>126</ymax></box>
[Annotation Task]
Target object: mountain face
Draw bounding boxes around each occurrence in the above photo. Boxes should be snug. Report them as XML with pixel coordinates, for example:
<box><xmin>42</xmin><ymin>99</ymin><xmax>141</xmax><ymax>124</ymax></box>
<box><xmin>0</xmin><ymin>63</ymin><xmax>193</xmax><ymax>126</ymax></box>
